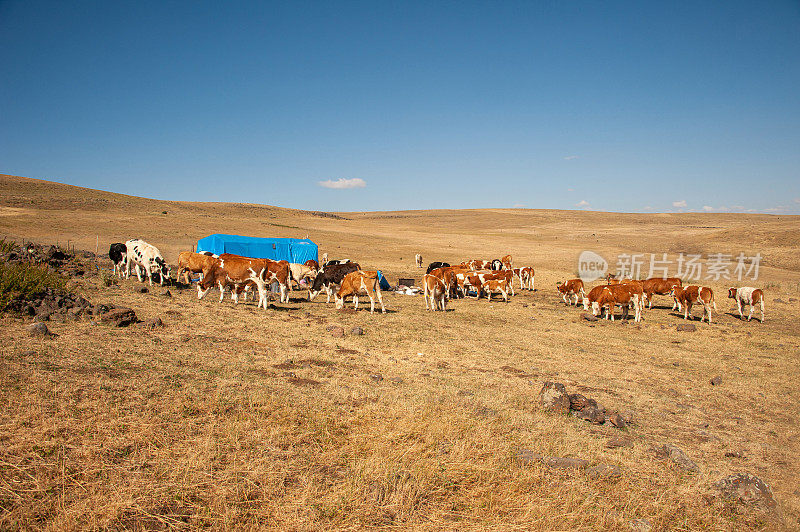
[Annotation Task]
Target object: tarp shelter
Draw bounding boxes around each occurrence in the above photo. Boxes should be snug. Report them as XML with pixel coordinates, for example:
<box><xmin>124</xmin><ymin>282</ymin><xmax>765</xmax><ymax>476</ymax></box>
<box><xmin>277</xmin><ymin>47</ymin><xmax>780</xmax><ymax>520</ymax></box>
<box><xmin>377</xmin><ymin>270</ymin><xmax>392</xmax><ymax>290</ymax></box>
<box><xmin>196</xmin><ymin>234</ymin><xmax>318</xmax><ymax>264</ymax></box>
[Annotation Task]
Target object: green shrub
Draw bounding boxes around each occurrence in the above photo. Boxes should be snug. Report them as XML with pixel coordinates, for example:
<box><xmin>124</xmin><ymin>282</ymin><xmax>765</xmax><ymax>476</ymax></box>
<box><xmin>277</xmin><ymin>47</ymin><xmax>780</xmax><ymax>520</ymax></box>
<box><xmin>0</xmin><ymin>260</ymin><xmax>66</xmax><ymax>310</ymax></box>
<box><xmin>0</xmin><ymin>238</ymin><xmax>16</xmax><ymax>254</ymax></box>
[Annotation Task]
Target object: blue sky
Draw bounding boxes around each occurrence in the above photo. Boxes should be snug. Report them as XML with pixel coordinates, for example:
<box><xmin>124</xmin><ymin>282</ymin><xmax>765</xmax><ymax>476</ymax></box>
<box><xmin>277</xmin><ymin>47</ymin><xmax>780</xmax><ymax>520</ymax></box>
<box><xmin>1</xmin><ymin>1</ymin><xmax>799</xmax><ymax>213</ymax></box>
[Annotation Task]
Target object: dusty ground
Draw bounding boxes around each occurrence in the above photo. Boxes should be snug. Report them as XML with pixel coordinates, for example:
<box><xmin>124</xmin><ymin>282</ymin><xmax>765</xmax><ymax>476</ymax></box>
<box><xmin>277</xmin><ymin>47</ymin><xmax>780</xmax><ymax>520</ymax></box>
<box><xmin>1</xmin><ymin>173</ymin><xmax>799</xmax><ymax>530</ymax></box>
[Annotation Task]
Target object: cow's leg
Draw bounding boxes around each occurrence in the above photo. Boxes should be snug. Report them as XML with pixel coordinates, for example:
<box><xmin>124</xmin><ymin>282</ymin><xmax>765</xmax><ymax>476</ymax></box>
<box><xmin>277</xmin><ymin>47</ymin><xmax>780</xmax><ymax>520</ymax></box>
<box><xmin>747</xmin><ymin>303</ymin><xmax>753</xmax><ymax>321</ymax></box>
<box><xmin>353</xmin><ymin>295</ymin><xmax>359</xmax><ymax>310</ymax></box>
<box><xmin>760</xmin><ymin>300</ymin><xmax>765</xmax><ymax>323</ymax></box>
<box><xmin>376</xmin><ymin>287</ymin><xmax>385</xmax><ymax>313</ymax></box>
<box><xmin>368</xmin><ymin>290</ymin><xmax>376</xmax><ymax>313</ymax></box>
<box><xmin>218</xmin><ymin>281</ymin><xmax>226</xmax><ymax>303</ymax></box>
<box><xmin>325</xmin><ymin>285</ymin><xmax>332</xmax><ymax>303</ymax></box>
<box><xmin>503</xmin><ymin>289</ymin><xmax>508</xmax><ymax>302</ymax></box>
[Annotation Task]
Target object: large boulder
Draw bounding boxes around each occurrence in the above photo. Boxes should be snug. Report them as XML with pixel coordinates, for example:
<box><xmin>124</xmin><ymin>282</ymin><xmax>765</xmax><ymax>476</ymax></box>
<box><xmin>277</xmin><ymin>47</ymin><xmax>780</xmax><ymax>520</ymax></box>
<box><xmin>538</xmin><ymin>382</ymin><xmax>570</xmax><ymax>414</ymax></box>
<box><xmin>716</xmin><ymin>473</ymin><xmax>776</xmax><ymax>510</ymax></box>
<box><xmin>100</xmin><ymin>308</ymin><xmax>138</xmax><ymax>327</ymax></box>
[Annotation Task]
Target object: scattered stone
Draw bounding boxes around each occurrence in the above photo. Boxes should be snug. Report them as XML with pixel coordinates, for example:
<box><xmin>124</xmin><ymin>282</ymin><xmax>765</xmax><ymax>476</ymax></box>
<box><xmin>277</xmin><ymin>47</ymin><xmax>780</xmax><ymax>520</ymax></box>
<box><xmin>716</xmin><ymin>473</ymin><xmax>776</xmax><ymax>509</ymax></box>
<box><xmin>100</xmin><ymin>308</ymin><xmax>138</xmax><ymax>327</ymax></box>
<box><xmin>789</xmin><ymin>298</ymin><xmax>797</xmax><ymax>303</ymax></box>
<box><xmin>136</xmin><ymin>286</ymin><xmax>149</xmax><ymax>293</ymax></box>
<box><xmin>351</xmin><ymin>326</ymin><xmax>364</xmax><ymax>336</ymax></box>
<box><xmin>628</xmin><ymin>518</ymin><xmax>652</xmax><ymax>532</ymax></box>
<box><xmin>773</xmin><ymin>298</ymin><xmax>785</xmax><ymax>304</ymax></box>
<box><xmin>576</xmin><ymin>406</ymin><xmax>606</xmax><ymax>424</ymax></box>
<box><xmin>569</xmin><ymin>393</ymin><xmax>597</xmax><ymax>411</ymax></box>
<box><xmin>542</xmin><ymin>456</ymin><xmax>589</xmax><ymax>470</ymax></box>
<box><xmin>608</xmin><ymin>412</ymin><xmax>627</xmax><ymax>429</ymax></box>
<box><xmin>655</xmin><ymin>444</ymin><xmax>699</xmax><ymax>472</ymax></box>
<box><xmin>522</xmin><ymin>303</ymin><xmax>528</xmax><ymax>307</ymax></box>
<box><xmin>27</xmin><ymin>322</ymin><xmax>51</xmax><ymax>337</ymax></box>
<box><xmin>676</xmin><ymin>324</ymin><xmax>696</xmax><ymax>332</ymax></box>
<box><xmin>514</xmin><ymin>449</ymin><xmax>541</xmax><ymax>466</ymax></box>
<box><xmin>388</xmin><ymin>377</ymin><xmax>404</xmax><ymax>384</ymax></box>
<box><xmin>161</xmin><ymin>289</ymin><xmax>171</xmax><ymax>297</ymax></box>
<box><xmin>369</xmin><ymin>373</ymin><xmax>383</xmax><ymax>382</ymax></box>
<box><xmin>587</xmin><ymin>464</ymin><xmax>622</xmax><ymax>479</ymax></box>
<box><xmin>138</xmin><ymin>317</ymin><xmax>163</xmax><ymax>329</ymax></box>
<box><xmin>326</xmin><ymin>325</ymin><xmax>345</xmax><ymax>338</ymax></box>
<box><xmin>710</xmin><ymin>375</ymin><xmax>722</xmax><ymax>386</ymax></box>
<box><xmin>582</xmin><ymin>312</ymin><xmax>599</xmax><ymax>322</ymax></box>
<box><xmin>538</xmin><ymin>382</ymin><xmax>570</xmax><ymax>414</ymax></box>
<box><xmin>620</xmin><ymin>410</ymin><xmax>636</xmax><ymax>425</ymax></box>
<box><xmin>606</xmin><ymin>436</ymin><xmax>634</xmax><ymax>449</ymax></box>
<box><xmin>724</xmin><ymin>449</ymin><xmax>746</xmax><ymax>458</ymax></box>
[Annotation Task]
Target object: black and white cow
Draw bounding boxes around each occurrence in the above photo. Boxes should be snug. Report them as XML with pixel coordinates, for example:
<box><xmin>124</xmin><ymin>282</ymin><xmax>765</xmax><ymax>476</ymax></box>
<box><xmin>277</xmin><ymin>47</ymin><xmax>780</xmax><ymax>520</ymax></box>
<box><xmin>125</xmin><ymin>239</ymin><xmax>171</xmax><ymax>286</ymax></box>
<box><xmin>108</xmin><ymin>243</ymin><xmax>127</xmax><ymax>278</ymax></box>
<box><xmin>323</xmin><ymin>259</ymin><xmax>351</xmax><ymax>268</ymax></box>
<box><xmin>309</xmin><ymin>262</ymin><xmax>361</xmax><ymax>302</ymax></box>
<box><xmin>426</xmin><ymin>261</ymin><xmax>450</xmax><ymax>274</ymax></box>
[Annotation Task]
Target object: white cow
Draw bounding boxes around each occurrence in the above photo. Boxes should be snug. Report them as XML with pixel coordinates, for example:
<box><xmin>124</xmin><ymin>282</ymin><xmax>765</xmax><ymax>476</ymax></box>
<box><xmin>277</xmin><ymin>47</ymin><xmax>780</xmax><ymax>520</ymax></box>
<box><xmin>125</xmin><ymin>239</ymin><xmax>170</xmax><ymax>286</ymax></box>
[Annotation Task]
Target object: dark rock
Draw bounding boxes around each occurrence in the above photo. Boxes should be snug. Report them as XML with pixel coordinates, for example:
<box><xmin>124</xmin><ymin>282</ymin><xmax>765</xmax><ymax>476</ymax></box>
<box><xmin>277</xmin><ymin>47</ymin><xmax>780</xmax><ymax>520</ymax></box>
<box><xmin>326</xmin><ymin>325</ymin><xmax>345</xmax><ymax>338</ymax></box>
<box><xmin>655</xmin><ymin>444</ymin><xmax>699</xmax><ymax>472</ymax></box>
<box><xmin>587</xmin><ymin>464</ymin><xmax>622</xmax><ymax>479</ymax></box>
<box><xmin>388</xmin><ymin>377</ymin><xmax>404</xmax><ymax>384</ymax></box>
<box><xmin>773</xmin><ymin>298</ymin><xmax>784</xmax><ymax>304</ymax></box>
<box><xmin>569</xmin><ymin>393</ymin><xmax>597</xmax><ymax>411</ymax></box>
<box><xmin>606</xmin><ymin>436</ymin><xmax>634</xmax><ymax>449</ymax></box>
<box><xmin>716</xmin><ymin>473</ymin><xmax>776</xmax><ymax>509</ymax></box>
<box><xmin>789</xmin><ymin>298</ymin><xmax>797</xmax><ymax>303</ymax></box>
<box><xmin>351</xmin><ymin>326</ymin><xmax>364</xmax><ymax>336</ymax></box>
<box><xmin>27</xmin><ymin>322</ymin><xmax>51</xmax><ymax>337</ymax></box>
<box><xmin>514</xmin><ymin>449</ymin><xmax>541</xmax><ymax>466</ymax></box>
<box><xmin>137</xmin><ymin>287</ymin><xmax>149</xmax><ymax>293</ymax></box>
<box><xmin>538</xmin><ymin>382</ymin><xmax>570</xmax><ymax>414</ymax></box>
<box><xmin>576</xmin><ymin>406</ymin><xmax>606</xmax><ymax>424</ymax></box>
<box><xmin>710</xmin><ymin>375</ymin><xmax>722</xmax><ymax>386</ymax></box>
<box><xmin>138</xmin><ymin>317</ymin><xmax>163</xmax><ymax>329</ymax></box>
<box><xmin>676</xmin><ymin>324</ymin><xmax>697</xmax><ymax>332</ymax></box>
<box><xmin>581</xmin><ymin>312</ymin><xmax>599</xmax><ymax>322</ymax></box>
<box><xmin>608</xmin><ymin>412</ymin><xmax>627</xmax><ymax>429</ymax></box>
<box><xmin>369</xmin><ymin>373</ymin><xmax>383</xmax><ymax>382</ymax></box>
<box><xmin>724</xmin><ymin>450</ymin><xmax>746</xmax><ymax>458</ymax></box>
<box><xmin>161</xmin><ymin>289</ymin><xmax>171</xmax><ymax>297</ymax></box>
<box><xmin>542</xmin><ymin>456</ymin><xmax>589</xmax><ymax>470</ymax></box>
<box><xmin>100</xmin><ymin>308</ymin><xmax>138</xmax><ymax>327</ymax></box>
<box><xmin>628</xmin><ymin>518</ymin><xmax>652</xmax><ymax>532</ymax></box>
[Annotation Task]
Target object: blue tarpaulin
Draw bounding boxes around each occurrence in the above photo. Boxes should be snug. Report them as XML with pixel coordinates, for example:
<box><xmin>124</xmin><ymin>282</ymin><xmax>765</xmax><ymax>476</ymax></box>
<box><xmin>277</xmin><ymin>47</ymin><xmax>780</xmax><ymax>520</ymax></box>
<box><xmin>196</xmin><ymin>234</ymin><xmax>318</xmax><ymax>264</ymax></box>
<box><xmin>377</xmin><ymin>270</ymin><xmax>391</xmax><ymax>290</ymax></box>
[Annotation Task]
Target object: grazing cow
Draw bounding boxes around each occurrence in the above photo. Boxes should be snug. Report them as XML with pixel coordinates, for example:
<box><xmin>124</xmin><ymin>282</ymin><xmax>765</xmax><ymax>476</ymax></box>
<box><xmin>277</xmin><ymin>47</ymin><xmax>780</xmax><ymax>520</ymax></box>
<box><xmin>461</xmin><ymin>259</ymin><xmax>492</xmax><ymax>271</ymax></box>
<box><xmin>125</xmin><ymin>239</ymin><xmax>170</xmax><ymax>286</ymax></box>
<box><xmin>175</xmin><ymin>251</ymin><xmax>218</xmax><ymax>284</ymax></box>
<box><xmin>108</xmin><ymin>243</ymin><xmax>127</xmax><ymax>278</ymax></box>
<box><xmin>671</xmin><ymin>285</ymin><xmax>716</xmax><ymax>324</ymax></box>
<box><xmin>309</xmin><ymin>262</ymin><xmax>361</xmax><ymax>302</ymax></box>
<box><xmin>426</xmin><ymin>261</ymin><xmax>450</xmax><ymax>274</ymax></box>
<box><xmin>415</xmin><ymin>253</ymin><xmax>423</xmax><ymax>268</ymax></box>
<box><xmin>422</xmin><ymin>274</ymin><xmax>447</xmax><ymax>311</ymax></box>
<box><xmin>557</xmin><ymin>279</ymin><xmax>585</xmax><ymax>306</ymax></box>
<box><xmin>641</xmin><ymin>277</ymin><xmax>683</xmax><ymax>310</ymax></box>
<box><xmin>198</xmin><ymin>254</ymin><xmax>289</xmax><ymax>308</ymax></box>
<box><xmin>335</xmin><ymin>270</ymin><xmax>386</xmax><ymax>313</ymax></box>
<box><xmin>728</xmin><ymin>287</ymin><xmax>765</xmax><ymax>322</ymax></box>
<box><xmin>501</xmin><ymin>254</ymin><xmax>513</xmax><ymax>270</ymax></box>
<box><xmin>583</xmin><ymin>285</ymin><xmax>608</xmax><ymax>312</ymax></box>
<box><xmin>483</xmin><ymin>278</ymin><xmax>510</xmax><ymax>302</ymax></box>
<box><xmin>304</xmin><ymin>259</ymin><xmax>319</xmax><ymax>271</ymax></box>
<box><xmin>607</xmin><ymin>283</ymin><xmax>644</xmax><ymax>322</ymax></box>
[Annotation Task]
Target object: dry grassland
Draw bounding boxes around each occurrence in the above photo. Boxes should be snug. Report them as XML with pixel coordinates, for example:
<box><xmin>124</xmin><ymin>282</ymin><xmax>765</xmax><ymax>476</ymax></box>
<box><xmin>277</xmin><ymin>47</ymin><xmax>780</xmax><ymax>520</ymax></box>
<box><xmin>1</xmin><ymin>174</ymin><xmax>799</xmax><ymax>530</ymax></box>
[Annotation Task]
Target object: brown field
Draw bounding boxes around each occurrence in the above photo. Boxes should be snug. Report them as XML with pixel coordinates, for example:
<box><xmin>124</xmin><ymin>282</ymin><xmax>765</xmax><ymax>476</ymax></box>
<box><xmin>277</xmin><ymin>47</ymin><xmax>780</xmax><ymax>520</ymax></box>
<box><xmin>1</xmin><ymin>173</ymin><xmax>799</xmax><ymax>530</ymax></box>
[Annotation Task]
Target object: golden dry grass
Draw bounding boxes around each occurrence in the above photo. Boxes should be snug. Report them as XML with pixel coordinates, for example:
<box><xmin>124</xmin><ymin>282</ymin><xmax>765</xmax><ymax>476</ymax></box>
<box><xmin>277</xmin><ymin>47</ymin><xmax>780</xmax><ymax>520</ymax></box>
<box><xmin>1</xmin><ymin>173</ymin><xmax>799</xmax><ymax>530</ymax></box>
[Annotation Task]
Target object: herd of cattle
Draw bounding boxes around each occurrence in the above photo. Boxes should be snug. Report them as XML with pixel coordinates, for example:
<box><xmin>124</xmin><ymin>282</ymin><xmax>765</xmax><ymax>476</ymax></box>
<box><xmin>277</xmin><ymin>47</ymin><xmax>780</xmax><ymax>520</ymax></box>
<box><xmin>108</xmin><ymin>239</ymin><xmax>766</xmax><ymax>323</ymax></box>
<box><xmin>555</xmin><ymin>276</ymin><xmax>766</xmax><ymax>324</ymax></box>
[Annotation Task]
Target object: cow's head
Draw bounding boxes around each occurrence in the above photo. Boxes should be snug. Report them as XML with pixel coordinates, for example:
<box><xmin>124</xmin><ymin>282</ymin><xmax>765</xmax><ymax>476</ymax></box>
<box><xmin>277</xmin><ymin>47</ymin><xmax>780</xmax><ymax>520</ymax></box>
<box><xmin>727</xmin><ymin>287</ymin><xmax>737</xmax><ymax>299</ymax></box>
<box><xmin>154</xmin><ymin>257</ymin><xmax>171</xmax><ymax>285</ymax></box>
<box><xmin>669</xmin><ymin>285</ymin><xmax>680</xmax><ymax>298</ymax></box>
<box><xmin>334</xmin><ymin>293</ymin><xmax>344</xmax><ymax>309</ymax></box>
<box><xmin>591</xmin><ymin>300</ymin><xmax>601</xmax><ymax>316</ymax></box>
<box><xmin>556</xmin><ymin>282</ymin><xmax>565</xmax><ymax>293</ymax></box>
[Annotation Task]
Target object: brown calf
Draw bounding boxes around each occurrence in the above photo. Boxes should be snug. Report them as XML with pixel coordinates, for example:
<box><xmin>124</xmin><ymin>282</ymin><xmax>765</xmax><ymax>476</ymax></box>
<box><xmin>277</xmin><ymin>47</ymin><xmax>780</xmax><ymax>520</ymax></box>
<box><xmin>483</xmin><ymin>278</ymin><xmax>510</xmax><ymax>302</ymax></box>
<box><xmin>672</xmin><ymin>285</ymin><xmax>716</xmax><ymax>324</ymax></box>
<box><xmin>335</xmin><ymin>270</ymin><xmax>386</xmax><ymax>313</ymax></box>
<box><xmin>176</xmin><ymin>251</ymin><xmax>218</xmax><ymax>284</ymax></box>
<box><xmin>557</xmin><ymin>279</ymin><xmax>585</xmax><ymax>306</ymax></box>
<box><xmin>422</xmin><ymin>274</ymin><xmax>447</xmax><ymax>311</ymax></box>
<box><xmin>641</xmin><ymin>277</ymin><xmax>682</xmax><ymax>310</ymax></box>
<box><xmin>728</xmin><ymin>287</ymin><xmax>765</xmax><ymax>322</ymax></box>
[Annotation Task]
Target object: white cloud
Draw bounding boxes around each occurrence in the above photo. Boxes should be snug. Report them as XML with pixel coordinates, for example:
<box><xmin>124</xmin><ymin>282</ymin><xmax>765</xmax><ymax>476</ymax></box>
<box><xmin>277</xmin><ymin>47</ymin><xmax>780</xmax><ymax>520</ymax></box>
<box><xmin>643</xmin><ymin>206</ymin><xmax>653</xmax><ymax>211</ymax></box>
<box><xmin>764</xmin><ymin>206</ymin><xmax>788</xmax><ymax>214</ymax></box>
<box><xmin>318</xmin><ymin>178</ymin><xmax>366</xmax><ymax>189</ymax></box>
<box><xmin>702</xmin><ymin>205</ymin><xmax>714</xmax><ymax>212</ymax></box>
<box><xmin>794</xmin><ymin>198</ymin><xmax>800</xmax><ymax>204</ymax></box>
<box><xmin>563</xmin><ymin>155</ymin><xmax>580</xmax><ymax>160</ymax></box>
<box><xmin>672</xmin><ymin>200</ymin><xmax>687</xmax><ymax>208</ymax></box>
<box><xmin>513</xmin><ymin>203</ymin><xmax>526</xmax><ymax>208</ymax></box>
<box><xmin>575</xmin><ymin>200</ymin><xmax>590</xmax><ymax>208</ymax></box>
<box><xmin>567</xmin><ymin>187</ymin><xmax>574</xmax><ymax>192</ymax></box>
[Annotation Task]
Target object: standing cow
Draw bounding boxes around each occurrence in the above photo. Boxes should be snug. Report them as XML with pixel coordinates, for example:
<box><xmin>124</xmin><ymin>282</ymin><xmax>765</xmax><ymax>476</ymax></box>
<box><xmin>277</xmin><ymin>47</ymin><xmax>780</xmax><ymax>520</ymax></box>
<box><xmin>415</xmin><ymin>254</ymin><xmax>423</xmax><ymax>268</ymax></box>
<box><xmin>728</xmin><ymin>287</ymin><xmax>765</xmax><ymax>322</ymax></box>
<box><xmin>671</xmin><ymin>285</ymin><xmax>716</xmax><ymax>324</ymax></box>
<box><xmin>125</xmin><ymin>239</ymin><xmax>170</xmax><ymax>286</ymax></box>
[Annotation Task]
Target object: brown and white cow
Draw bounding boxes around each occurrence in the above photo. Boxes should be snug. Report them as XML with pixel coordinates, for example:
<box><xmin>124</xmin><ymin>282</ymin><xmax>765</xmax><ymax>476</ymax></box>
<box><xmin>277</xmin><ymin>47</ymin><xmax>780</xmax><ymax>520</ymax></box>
<box><xmin>671</xmin><ymin>285</ymin><xmax>716</xmax><ymax>324</ymax></box>
<box><xmin>501</xmin><ymin>254</ymin><xmax>513</xmax><ymax>270</ymax></box>
<box><xmin>309</xmin><ymin>262</ymin><xmax>361</xmax><ymax>302</ymax></box>
<box><xmin>641</xmin><ymin>277</ymin><xmax>683</xmax><ymax>310</ymax></box>
<box><xmin>460</xmin><ymin>259</ymin><xmax>492</xmax><ymax>271</ymax></box>
<box><xmin>304</xmin><ymin>259</ymin><xmax>319</xmax><ymax>271</ymax></box>
<box><xmin>728</xmin><ymin>287</ymin><xmax>765</xmax><ymax>322</ymax></box>
<box><xmin>422</xmin><ymin>273</ymin><xmax>447</xmax><ymax>311</ymax></box>
<box><xmin>557</xmin><ymin>279</ymin><xmax>585</xmax><ymax>306</ymax></box>
<box><xmin>335</xmin><ymin>270</ymin><xmax>386</xmax><ymax>313</ymax></box>
<box><xmin>513</xmin><ymin>266</ymin><xmax>534</xmax><ymax>290</ymax></box>
<box><xmin>415</xmin><ymin>253</ymin><xmax>423</xmax><ymax>268</ymax></box>
<box><xmin>607</xmin><ymin>283</ymin><xmax>644</xmax><ymax>322</ymax></box>
<box><xmin>175</xmin><ymin>251</ymin><xmax>218</xmax><ymax>284</ymax></box>
<box><xmin>483</xmin><ymin>278</ymin><xmax>510</xmax><ymax>302</ymax></box>
<box><xmin>428</xmin><ymin>267</ymin><xmax>459</xmax><ymax>300</ymax></box>
<box><xmin>197</xmin><ymin>255</ymin><xmax>269</xmax><ymax>307</ymax></box>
